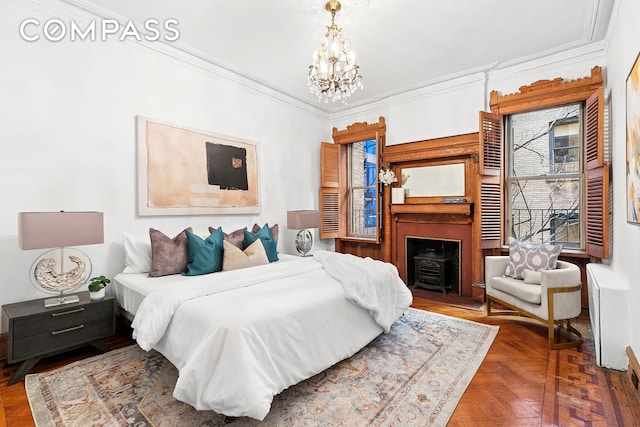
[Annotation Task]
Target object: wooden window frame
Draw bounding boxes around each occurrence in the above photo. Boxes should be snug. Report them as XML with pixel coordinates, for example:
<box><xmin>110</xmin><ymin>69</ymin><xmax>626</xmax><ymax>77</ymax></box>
<box><xmin>319</xmin><ymin>117</ymin><xmax>386</xmax><ymax>243</ymax></box>
<box><xmin>506</xmin><ymin>103</ymin><xmax>584</xmax><ymax>250</ymax></box>
<box><xmin>484</xmin><ymin>66</ymin><xmax>609</xmax><ymax>259</ymax></box>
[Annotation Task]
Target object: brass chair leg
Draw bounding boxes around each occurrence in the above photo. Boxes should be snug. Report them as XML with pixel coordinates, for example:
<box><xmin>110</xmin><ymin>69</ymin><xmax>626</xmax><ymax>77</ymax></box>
<box><xmin>549</xmin><ymin>319</ymin><xmax>583</xmax><ymax>350</ymax></box>
<box><xmin>487</xmin><ymin>292</ymin><xmax>583</xmax><ymax>350</ymax></box>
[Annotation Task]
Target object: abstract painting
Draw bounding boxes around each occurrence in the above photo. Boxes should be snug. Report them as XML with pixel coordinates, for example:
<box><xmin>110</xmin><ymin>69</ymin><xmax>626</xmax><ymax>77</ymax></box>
<box><xmin>627</xmin><ymin>52</ymin><xmax>640</xmax><ymax>224</ymax></box>
<box><xmin>137</xmin><ymin>116</ymin><xmax>260</xmax><ymax>216</ymax></box>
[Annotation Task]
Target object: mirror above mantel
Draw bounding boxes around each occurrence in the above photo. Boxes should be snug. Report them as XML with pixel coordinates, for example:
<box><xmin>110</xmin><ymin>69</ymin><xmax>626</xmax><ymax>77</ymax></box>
<box><xmin>401</xmin><ymin>163</ymin><xmax>466</xmax><ymax>198</ymax></box>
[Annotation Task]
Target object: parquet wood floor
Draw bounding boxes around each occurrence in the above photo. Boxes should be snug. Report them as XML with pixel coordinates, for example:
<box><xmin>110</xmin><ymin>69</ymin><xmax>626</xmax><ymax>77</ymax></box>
<box><xmin>1</xmin><ymin>295</ymin><xmax>638</xmax><ymax>426</ymax></box>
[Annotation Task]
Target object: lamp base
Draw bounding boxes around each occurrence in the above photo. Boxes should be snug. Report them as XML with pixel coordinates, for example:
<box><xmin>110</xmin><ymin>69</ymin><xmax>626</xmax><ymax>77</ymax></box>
<box><xmin>295</xmin><ymin>229</ymin><xmax>313</xmax><ymax>257</ymax></box>
<box><xmin>44</xmin><ymin>293</ymin><xmax>80</xmax><ymax>308</ymax></box>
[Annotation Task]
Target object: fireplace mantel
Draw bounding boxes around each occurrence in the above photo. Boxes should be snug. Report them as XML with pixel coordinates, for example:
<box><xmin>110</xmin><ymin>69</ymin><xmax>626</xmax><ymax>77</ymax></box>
<box><xmin>333</xmin><ymin>128</ymin><xmax>484</xmax><ymax>297</ymax></box>
<box><xmin>391</xmin><ymin>203</ymin><xmax>472</xmax><ymax>216</ymax></box>
<box><xmin>395</xmin><ymin>220</ymin><xmax>473</xmax><ymax>296</ymax></box>
<box><xmin>382</xmin><ymin>132</ymin><xmax>482</xmax><ymax>297</ymax></box>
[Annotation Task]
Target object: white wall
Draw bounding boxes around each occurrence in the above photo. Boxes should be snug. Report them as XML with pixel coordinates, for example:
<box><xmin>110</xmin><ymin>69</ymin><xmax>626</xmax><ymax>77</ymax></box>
<box><xmin>330</xmin><ymin>73</ymin><xmax>486</xmax><ymax>145</ymax></box>
<box><xmin>605</xmin><ymin>0</ymin><xmax>640</xmax><ymax>361</ymax></box>
<box><xmin>0</xmin><ymin>0</ymin><xmax>330</xmax><ymax>307</ymax></box>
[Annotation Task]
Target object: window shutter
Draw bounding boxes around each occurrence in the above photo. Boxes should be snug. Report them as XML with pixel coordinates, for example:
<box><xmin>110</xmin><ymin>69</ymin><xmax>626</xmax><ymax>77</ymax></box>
<box><xmin>319</xmin><ymin>187</ymin><xmax>339</xmax><ymax>238</ymax></box>
<box><xmin>479</xmin><ymin>111</ymin><xmax>504</xmax><ymax>249</ymax></box>
<box><xmin>584</xmin><ymin>88</ymin><xmax>609</xmax><ymax>259</ymax></box>
<box><xmin>320</xmin><ymin>142</ymin><xmax>340</xmax><ymax>239</ymax></box>
<box><xmin>585</xmin><ymin>88</ymin><xmax>604</xmax><ymax>170</ymax></box>
<box><xmin>480</xmin><ymin>180</ymin><xmax>502</xmax><ymax>249</ymax></box>
<box><xmin>320</xmin><ymin>142</ymin><xmax>339</xmax><ymax>188</ymax></box>
<box><xmin>586</xmin><ymin>165</ymin><xmax>609</xmax><ymax>259</ymax></box>
<box><xmin>479</xmin><ymin>111</ymin><xmax>503</xmax><ymax>176</ymax></box>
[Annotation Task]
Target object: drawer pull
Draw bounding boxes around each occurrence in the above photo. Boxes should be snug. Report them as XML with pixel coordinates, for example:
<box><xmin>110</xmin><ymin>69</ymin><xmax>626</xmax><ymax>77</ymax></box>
<box><xmin>51</xmin><ymin>308</ymin><xmax>85</xmax><ymax>317</ymax></box>
<box><xmin>51</xmin><ymin>324</ymin><xmax>85</xmax><ymax>335</ymax></box>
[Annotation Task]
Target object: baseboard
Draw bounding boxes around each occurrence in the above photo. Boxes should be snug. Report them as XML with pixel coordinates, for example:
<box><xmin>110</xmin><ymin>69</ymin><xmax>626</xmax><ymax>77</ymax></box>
<box><xmin>627</xmin><ymin>346</ymin><xmax>640</xmax><ymax>397</ymax></box>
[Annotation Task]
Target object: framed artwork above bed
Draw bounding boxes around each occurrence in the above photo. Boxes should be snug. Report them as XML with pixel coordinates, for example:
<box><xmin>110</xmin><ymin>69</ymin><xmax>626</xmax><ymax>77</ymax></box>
<box><xmin>136</xmin><ymin>116</ymin><xmax>260</xmax><ymax>216</ymax></box>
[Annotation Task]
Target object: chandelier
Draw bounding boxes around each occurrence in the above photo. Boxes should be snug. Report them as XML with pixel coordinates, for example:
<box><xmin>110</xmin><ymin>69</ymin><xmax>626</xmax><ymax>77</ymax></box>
<box><xmin>308</xmin><ymin>0</ymin><xmax>363</xmax><ymax>103</ymax></box>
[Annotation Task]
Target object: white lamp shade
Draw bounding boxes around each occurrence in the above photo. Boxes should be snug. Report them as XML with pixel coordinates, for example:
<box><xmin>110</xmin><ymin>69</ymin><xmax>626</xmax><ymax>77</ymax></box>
<box><xmin>18</xmin><ymin>211</ymin><xmax>104</xmax><ymax>250</ymax></box>
<box><xmin>287</xmin><ymin>210</ymin><xmax>320</xmax><ymax>230</ymax></box>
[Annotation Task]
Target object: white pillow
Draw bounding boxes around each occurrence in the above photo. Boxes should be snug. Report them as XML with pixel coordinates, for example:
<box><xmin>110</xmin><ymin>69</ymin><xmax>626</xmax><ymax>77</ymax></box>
<box><xmin>222</xmin><ymin>239</ymin><xmax>269</xmax><ymax>271</ymax></box>
<box><xmin>122</xmin><ymin>233</ymin><xmax>152</xmax><ymax>273</ymax></box>
<box><xmin>523</xmin><ymin>268</ymin><xmax>542</xmax><ymax>285</ymax></box>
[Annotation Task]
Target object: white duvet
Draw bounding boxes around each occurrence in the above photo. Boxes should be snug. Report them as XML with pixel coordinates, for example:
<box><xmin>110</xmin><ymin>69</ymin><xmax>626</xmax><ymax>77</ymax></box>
<box><xmin>131</xmin><ymin>251</ymin><xmax>412</xmax><ymax>420</ymax></box>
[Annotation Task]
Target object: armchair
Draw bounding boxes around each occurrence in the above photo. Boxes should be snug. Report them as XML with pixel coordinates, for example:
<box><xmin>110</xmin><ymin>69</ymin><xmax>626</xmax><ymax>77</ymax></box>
<box><xmin>485</xmin><ymin>256</ymin><xmax>583</xmax><ymax>349</ymax></box>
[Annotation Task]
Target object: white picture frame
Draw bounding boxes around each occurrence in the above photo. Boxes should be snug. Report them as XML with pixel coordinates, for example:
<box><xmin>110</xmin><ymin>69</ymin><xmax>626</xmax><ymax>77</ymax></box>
<box><xmin>136</xmin><ymin>116</ymin><xmax>260</xmax><ymax>216</ymax></box>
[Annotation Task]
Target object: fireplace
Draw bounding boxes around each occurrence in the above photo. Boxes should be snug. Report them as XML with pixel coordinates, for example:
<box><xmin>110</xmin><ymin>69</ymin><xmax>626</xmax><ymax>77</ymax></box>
<box><xmin>395</xmin><ymin>221</ymin><xmax>472</xmax><ymax>296</ymax></box>
<box><xmin>407</xmin><ymin>237</ymin><xmax>461</xmax><ymax>294</ymax></box>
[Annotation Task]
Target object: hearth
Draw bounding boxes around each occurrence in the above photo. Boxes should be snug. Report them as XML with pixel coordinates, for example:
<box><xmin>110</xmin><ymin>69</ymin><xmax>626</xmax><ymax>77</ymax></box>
<box><xmin>406</xmin><ymin>237</ymin><xmax>461</xmax><ymax>294</ymax></box>
<box><xmin>414</xmin><ymin>250</ymin><xmax>449</xmax><ymax>293</ymax></box>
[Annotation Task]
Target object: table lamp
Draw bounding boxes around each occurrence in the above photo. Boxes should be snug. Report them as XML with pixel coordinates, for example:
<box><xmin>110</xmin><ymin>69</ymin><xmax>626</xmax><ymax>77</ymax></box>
<box><xmin>287</xmin><ymin>210</ymin><xmax>320</xmax><ymax>257</ymax></box>
<box><xmin>18</xmin><ymin>211</ymin><xmax>104</xmax><ymax>307</ymax></box>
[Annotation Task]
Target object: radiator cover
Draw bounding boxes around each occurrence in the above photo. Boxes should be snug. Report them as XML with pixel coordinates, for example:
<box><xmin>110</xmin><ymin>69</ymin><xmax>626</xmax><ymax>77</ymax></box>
<box><xmin>586</xmin><ymin>263</ymin><xmax>629</xmax><ymax>370</ymax></box>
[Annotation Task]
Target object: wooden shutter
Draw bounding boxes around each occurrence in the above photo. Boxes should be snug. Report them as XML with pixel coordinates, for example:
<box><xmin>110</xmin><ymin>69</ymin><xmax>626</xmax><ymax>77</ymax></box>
<box><xmin>479</xmin><ymin>111</ymin><xmax>503</xmax><ymax>176</ymax></box>
<box><xmin>586</xmin><ymin>165</ymin><xmax>609</xmax><ymax>259</ymax></box>
<box><xmin>479</xmin><ymin>111</ymin><xmax>504</xmax><ymax>249</ymax></box>
<box><xmin>585</xmin><ymin>88</ymin><xmax>604</xmax><ymax>170</ymax></box>
<box><xmin>320</xmin><ymin>142</ymin><xmax>339</xmax><ymax>188</ymax></box>
<box><xmin>319</xmin><ymin>142</ymin><xmax>340</xmax><ymax>238</ymax></box>
<box><xmin>585</xmin><ymin>88</ymin><xmax>609</xmax><ymax>259</ymax></box>
<box><xmin>319</xmin><ymin>187</ymin><xmax>339</xmax><ymax>238</ymax></box>
<box><xmin>479</xmin><ymin>180</ymin><xmax>502</xmax><ymax>249</ymax></box>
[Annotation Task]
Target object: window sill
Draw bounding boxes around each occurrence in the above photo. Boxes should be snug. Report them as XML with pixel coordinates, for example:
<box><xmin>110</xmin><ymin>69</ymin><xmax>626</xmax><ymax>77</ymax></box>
<box><xmin>499</xmin><ymin>246</ymin><xmax>590</xmax><ymax>258</ymax></box>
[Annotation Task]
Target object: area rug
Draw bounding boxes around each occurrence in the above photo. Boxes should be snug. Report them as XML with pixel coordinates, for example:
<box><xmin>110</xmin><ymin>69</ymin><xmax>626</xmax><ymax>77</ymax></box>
<box><xmin>26</xmin><ymin>308</ymin><xmax>498</xmax><ymax>427</ymax></box>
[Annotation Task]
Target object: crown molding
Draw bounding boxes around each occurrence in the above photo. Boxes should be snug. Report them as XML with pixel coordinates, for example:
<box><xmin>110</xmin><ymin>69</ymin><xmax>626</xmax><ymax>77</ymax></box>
<box><xmin>332</xmin><ymin>40</ymin><xmax>607</xmax><ymax>121</ymax></box>
<box><xmin>13</xmin><ymin>0</ymin><xmax>612</xmax><ymax>122</ymax></box>
<box><xmin>602</xmin><ymin>0</ymin><xmax>622</xmax><ymax>52</ymax></box>
<box><xmin>489</xmin><ymin>41</ymin><xmax>606</xmax><ymax>82</ymax></box>
<box><xmin>16</xmin><ymin>0</ymin><xmax>329</xmax><ymax>120</ymax></box>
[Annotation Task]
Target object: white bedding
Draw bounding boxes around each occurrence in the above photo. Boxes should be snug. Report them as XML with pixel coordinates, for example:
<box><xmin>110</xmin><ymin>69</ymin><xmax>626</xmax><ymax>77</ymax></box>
<box><xmin>116</xmin><ymin>252</ymin><xmax>412</xmax><ymax>421</ymax></box>
<box><xmin>114</xmin><ymin>254</ymin><xmax>301</xmax><ymax>317</ymax></box>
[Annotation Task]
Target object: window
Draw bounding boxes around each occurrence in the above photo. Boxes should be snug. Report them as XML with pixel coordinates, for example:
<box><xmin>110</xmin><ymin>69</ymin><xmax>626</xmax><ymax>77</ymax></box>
<box><xmin>348</xmin><ymin>139</ymin><xmax>377</xmax><ymax>238</ymax></box>
<box><xmin>479</xmin><ymin>68</ymin><xmax>607</xmax><ymax>258</ymax></box>
<box><xmin>319</xmin><ymin>117</ymin><xmax>386</xmax><ymax>244</ymax></box>
<box><xmin>507</xmin><ymin>103</ymin><xmax>583</xmax><ymax>248</ymax></box>
<box><xmin>549</xmin><ymin>117</ymin><xmax>580</xmax><ymax>174</ymax></box>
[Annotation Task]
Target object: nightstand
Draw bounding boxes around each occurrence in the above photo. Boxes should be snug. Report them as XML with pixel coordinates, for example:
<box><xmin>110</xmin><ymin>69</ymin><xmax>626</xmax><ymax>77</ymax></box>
<box><xmin>1</xmin><ymin>291</ymin><xmax>116</xmax><ymax>385</ymax></box>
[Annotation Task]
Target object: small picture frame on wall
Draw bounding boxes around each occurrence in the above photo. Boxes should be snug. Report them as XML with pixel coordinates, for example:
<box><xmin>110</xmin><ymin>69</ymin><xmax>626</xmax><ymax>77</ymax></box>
<box><xmin>626</xmin><ymin>51</ymin><xmax>640</xmax><ymax>224</ymax></box>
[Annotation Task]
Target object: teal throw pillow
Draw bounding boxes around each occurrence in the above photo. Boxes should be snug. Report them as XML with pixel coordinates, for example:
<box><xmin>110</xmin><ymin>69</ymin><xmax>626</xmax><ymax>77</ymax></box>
<box><xmin>183</xmin><ymin>228</ymin><xmax>224</xmax><ymax>276</ymax></box>
<box><xmin>243</xmin><ymin>223</ymin><xmax>279</xmax><ymax>263</ymax></box>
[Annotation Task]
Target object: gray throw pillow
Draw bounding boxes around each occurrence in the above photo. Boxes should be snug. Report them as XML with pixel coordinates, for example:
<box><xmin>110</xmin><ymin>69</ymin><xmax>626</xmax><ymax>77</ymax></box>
<box><xmin>209</xmin><ymin>226</ymin><xmax>246</xmax><ymax>249</ymax></box>
<box><xmin>149</xmin><ymin>227</ymin><xmax>191</xmax><ymax>277</ymax></box>
<box><xmin>504</xmin><ymin>239</ymin><xmax>563</xmax><ymax>280</ymax></box>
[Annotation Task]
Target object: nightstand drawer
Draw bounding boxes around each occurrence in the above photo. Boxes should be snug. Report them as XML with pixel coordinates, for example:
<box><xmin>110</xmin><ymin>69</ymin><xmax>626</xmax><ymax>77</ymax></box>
<box><xmin>12</xmin><ymin>300</ymin><xmax>113</xmax><ymax>339</ymax></box>
<box><xmin>12</xmin><ymin>319</ymin><xmax>114</xmax><ymax>361</ymax></box>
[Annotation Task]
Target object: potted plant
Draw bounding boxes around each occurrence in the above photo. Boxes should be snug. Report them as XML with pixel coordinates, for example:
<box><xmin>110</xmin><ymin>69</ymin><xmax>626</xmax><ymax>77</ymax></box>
<box><xmin>88</xmin><ymin>275</ymin><xmax>110</xmax><ymax>300</ymax></box>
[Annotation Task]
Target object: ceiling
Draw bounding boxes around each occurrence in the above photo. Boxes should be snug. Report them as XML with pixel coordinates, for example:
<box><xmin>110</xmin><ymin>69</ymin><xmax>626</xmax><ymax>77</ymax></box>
<box><xmin>76</xmin><ymin>0</ymin><xmax>615</xmax><ymax>113</ymax></box>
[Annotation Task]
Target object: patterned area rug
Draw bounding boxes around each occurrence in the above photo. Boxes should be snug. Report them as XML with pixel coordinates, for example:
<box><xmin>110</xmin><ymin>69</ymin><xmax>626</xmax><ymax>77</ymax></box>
<box><xmin>26</xmin><ymin>308</ymin><xmax>498</xmax><ymax>426</ymax></box>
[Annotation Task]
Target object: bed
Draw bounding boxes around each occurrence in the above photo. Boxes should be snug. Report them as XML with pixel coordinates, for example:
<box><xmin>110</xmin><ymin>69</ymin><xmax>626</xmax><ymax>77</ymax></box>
<box><xmin>113</xmin><ymin>250</ymin><xmax>412</xmax><ymax>421</ymax></box>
